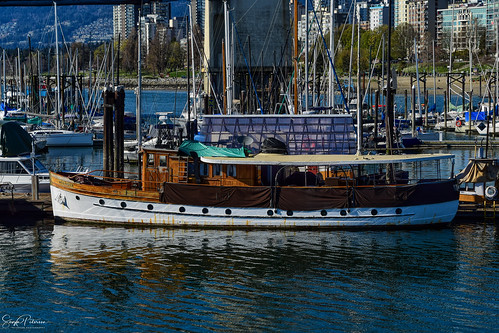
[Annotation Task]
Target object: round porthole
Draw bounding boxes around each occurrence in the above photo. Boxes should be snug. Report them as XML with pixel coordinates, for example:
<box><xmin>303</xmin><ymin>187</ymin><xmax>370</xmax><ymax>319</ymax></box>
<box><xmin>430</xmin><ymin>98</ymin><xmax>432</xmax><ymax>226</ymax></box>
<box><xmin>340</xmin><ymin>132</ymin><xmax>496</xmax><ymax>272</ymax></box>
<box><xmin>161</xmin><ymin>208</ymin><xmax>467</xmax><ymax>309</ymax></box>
<box><xmin>267</xmin><ymin>210</ymin><xmax>274</xmax><ymax>216</ymax></box>
<box><xmin>371</xmin><ymin>209</ymin><xmax>378</xmax><ymax>216</ymax></box>
<box><xmin>225</xmin><ymin>209</ymin><xmax>232</xmax><ymax>215</ymax></box>
<box><xmin>75</xmin><ymin>195</ymin><xmax>80</xmax><ymax>201</ymax></box>
<box><xmin>179</xmin><ymin>207</ymin><xmax>186</xmax><ymax>213</ymax></box>
<box><xmin>147</xmin><ymin>204</ymin><xmax>154</xmax><ymax>210</ymax></box>
<box><xmin>120</xmin><ymin>202</ymin><xmax>127</xmax><ymax>208</ymax></box>
<box><xmin>321</xmin><ymin>210</ymin><xmax>327</xmax><ymax>216</ymax></box>
<box><xmin>340</xmin><ymin>210</ymin><xmax>347</xmax><ymax>216</ymax></box>
<box><xmin>99</xmin><ymin>199</ymin><xmax>105</xmax><ymax>205</ymax></box>
<box><xmin>287</xmin><ymin>210</ymin><xmax>293</xmax><ymax>216</ymax></box>
<box><xmin>202</xmin><ymin>208</ymin><xmax>209</xmax><ymax>214</ymax></box>
<box><xmin>396</xmin><ymin>208</ymin><xmax>402</xmax><ymax>215</ymax></box>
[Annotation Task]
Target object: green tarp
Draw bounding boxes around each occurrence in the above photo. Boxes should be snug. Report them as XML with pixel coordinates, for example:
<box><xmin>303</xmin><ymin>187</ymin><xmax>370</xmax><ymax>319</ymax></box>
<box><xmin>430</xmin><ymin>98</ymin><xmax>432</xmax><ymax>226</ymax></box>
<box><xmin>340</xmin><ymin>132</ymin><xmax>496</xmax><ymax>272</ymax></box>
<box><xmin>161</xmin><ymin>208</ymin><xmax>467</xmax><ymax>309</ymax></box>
<box><xmin>179</xmin><ymin>140</ymin><xmax>247</xmax><ymax>158</ymax></box>
<box><xmin>0</xmin><ymin>121</ymin><xmax>33</xmax><ymax>156</ymax></box>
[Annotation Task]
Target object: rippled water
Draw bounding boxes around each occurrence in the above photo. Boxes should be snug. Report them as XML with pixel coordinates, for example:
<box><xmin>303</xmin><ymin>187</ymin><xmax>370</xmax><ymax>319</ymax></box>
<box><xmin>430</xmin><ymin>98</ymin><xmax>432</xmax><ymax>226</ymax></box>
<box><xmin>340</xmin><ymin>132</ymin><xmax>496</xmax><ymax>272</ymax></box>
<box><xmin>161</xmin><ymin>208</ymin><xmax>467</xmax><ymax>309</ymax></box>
<box><xmin>0</xmin><ymin>221</ymin><xmax>497</xmax><ymax>332</ymax></box>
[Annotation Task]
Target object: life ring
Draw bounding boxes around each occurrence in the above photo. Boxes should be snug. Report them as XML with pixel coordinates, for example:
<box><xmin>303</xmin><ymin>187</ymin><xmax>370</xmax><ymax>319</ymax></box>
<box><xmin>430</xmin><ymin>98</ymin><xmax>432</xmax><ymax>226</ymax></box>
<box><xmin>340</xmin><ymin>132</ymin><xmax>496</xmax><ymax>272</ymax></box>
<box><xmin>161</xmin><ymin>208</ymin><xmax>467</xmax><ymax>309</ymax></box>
<box><xmin>456</xmin><ymin>119</ymin><xmax>462</xmax><ymax>127</ymax></box>
<box><xmin>485</xmin><ymin>186</ymin><xmax>498</xmax><ymax>200</ymax></box>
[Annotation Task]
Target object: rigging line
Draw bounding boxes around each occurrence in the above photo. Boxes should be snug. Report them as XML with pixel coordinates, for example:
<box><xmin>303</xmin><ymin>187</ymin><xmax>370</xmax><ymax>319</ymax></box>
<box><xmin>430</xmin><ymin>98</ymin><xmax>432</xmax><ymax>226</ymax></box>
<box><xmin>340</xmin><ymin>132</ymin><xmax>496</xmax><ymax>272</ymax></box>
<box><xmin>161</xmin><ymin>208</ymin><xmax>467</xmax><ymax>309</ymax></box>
<box><xmin>232</xmin><ymin>18</ymin><xmax>263</xmax><ymax>113</ymax></box>
<box><xmin>258</xmin><ymin>0</ymin><xmax>283</xmax><ymax>68</ymax></box>
<box><xmin>234</xmin><ymin>0</ymin><xmax>262</xmax><ymax>26</ymax></box>
<box><xmin>361</xmin><ymin>37</ymin><xmax>383</xmax><ymax>106</ymax></box>
<box><xmin>263</xmin><ymin>20</ymin><xmax>294</xmax><ymax>112</ymax></box>
<box><xmin>191</xmin><ymin>28</ymin><xmax>223</xmax><ymax>114</ymax></box>
<box><xmin>310</xmin><ymin>1</ymin><xmax>349</xmax><ymax>112</ymax></box>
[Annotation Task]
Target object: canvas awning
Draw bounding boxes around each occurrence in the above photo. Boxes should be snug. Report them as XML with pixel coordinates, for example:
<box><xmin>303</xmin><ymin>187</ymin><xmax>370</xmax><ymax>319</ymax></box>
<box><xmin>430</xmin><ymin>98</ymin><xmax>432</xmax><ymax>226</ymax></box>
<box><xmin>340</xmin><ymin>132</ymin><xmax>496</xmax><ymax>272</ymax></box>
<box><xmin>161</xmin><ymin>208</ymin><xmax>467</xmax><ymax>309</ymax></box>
<box><xmin>179</xmin><ymin>140</ymin><xmax>247</xmax><ymax>158</ymax></box>
<box><xmin>455</xmin><ymin>159</ymin><xmax>499</xmax><ymax>184</ymax></box>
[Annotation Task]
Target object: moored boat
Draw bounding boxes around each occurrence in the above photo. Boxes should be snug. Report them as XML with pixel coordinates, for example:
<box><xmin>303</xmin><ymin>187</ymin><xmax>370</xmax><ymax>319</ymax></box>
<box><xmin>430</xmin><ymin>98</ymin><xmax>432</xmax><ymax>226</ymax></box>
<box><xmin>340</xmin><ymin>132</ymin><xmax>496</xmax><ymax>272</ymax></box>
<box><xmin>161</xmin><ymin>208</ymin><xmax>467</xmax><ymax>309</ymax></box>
<box><xmin>0</xmin><ymin>121</ymin><xmax>51</xmax><ymax>193</ymax></box>
<box><xmin>50</xmin><ymin>140</ymin><xmax>459</xmax><ymax>229</ymax></box>
<box><xmin>30</xmin><ymin>129</ymin><xmax>94</xmax><ymax>147</ymax></box>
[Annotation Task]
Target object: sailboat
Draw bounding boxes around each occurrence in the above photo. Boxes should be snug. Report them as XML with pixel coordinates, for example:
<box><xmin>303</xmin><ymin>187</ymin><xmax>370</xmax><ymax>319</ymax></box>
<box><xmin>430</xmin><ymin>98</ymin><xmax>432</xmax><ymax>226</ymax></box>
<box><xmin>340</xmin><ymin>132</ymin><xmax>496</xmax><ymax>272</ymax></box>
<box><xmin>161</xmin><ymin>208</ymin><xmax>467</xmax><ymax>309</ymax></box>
<box><xmin>29</xmin><ymin>2</ymin><xmax>93</xmax><ymax>148</ymax></box>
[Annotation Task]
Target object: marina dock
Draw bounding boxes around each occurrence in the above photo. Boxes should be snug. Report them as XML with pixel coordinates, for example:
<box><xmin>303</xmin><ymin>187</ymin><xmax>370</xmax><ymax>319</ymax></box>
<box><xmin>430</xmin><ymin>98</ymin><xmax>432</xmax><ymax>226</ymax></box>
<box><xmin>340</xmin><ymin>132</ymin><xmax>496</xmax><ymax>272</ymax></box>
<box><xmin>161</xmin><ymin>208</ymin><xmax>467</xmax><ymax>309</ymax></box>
<box><xmin>419</xmin><ymin>140</ymin><xmax>499</xmax><ymax>149</ymax></box>
<box><xmin>0</xmin><ymin>193</ymin><xmax>52</xmax><ymax>222</ymax></box>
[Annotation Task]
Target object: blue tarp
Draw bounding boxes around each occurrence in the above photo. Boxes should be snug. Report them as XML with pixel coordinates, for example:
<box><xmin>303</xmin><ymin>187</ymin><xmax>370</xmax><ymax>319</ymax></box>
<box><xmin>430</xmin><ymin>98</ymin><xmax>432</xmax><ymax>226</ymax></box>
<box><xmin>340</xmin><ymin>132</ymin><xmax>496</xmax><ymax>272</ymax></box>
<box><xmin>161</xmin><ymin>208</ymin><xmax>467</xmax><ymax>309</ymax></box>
<box><xmin>464</xmin><ymin>112</ymin><xmax>487</xmax><ymax>122</ymax></box>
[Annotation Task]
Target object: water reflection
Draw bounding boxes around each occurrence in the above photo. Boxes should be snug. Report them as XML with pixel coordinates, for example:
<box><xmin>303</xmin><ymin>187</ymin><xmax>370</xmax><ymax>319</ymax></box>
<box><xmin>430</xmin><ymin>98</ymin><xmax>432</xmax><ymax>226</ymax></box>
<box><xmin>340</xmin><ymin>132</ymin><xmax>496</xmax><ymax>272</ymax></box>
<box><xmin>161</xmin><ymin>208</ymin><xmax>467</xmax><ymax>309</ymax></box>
<box><xmin>0</xmin><ymin>223</ymin><xmax>497</xmax><ymax>331</ymax></box>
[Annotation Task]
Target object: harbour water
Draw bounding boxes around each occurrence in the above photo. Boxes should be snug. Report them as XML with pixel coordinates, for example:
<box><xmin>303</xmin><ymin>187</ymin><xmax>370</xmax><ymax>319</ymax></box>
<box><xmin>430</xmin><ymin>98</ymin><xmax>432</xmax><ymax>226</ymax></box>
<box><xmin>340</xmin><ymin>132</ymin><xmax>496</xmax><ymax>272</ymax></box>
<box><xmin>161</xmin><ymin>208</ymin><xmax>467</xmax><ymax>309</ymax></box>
<box><xmin>0</xmin><ymin>222</ymin><xmax>497</xmax><ymax>331</ymax></box>
<box><xmin>1</xmin><ymin>90</ymin><xmax>498</xmax><ymax>331</ymax></box>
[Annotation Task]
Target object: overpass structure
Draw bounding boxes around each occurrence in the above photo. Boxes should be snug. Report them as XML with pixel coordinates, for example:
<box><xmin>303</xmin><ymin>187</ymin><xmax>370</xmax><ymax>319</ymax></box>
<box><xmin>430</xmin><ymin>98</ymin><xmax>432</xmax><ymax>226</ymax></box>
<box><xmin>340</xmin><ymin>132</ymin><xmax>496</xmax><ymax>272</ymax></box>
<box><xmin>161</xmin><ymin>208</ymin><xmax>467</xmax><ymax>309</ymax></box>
<box><xmin>0</xmin><ymin>0</ymin><xmax>166</xmax><ymax>6</ymax></box>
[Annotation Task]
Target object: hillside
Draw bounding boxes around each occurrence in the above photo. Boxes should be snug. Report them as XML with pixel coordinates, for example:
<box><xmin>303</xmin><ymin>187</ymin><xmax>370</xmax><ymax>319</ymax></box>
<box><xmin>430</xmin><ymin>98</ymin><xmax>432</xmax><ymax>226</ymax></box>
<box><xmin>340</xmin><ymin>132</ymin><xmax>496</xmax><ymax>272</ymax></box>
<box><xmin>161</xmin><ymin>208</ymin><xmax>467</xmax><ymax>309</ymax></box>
<box><xmin>0</xmin><ymin>1</ymin><xmax>188</xmax><ymax>49</ymax></box>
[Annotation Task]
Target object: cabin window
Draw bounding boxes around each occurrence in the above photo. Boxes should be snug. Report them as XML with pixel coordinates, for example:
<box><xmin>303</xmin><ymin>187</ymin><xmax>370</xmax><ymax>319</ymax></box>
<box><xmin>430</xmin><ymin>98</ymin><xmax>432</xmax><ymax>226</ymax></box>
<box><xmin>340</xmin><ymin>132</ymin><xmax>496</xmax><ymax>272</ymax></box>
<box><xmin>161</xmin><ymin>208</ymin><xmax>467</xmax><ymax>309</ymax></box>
<box><xmin>147</xmin><ymin>154</ymin><xmax>154</xmax><ymax>167</ymax></box>
<box><xmin>21</xmin><ymin>160</ymin><xmax>48</xmax><ymax>173</ymax></box>
<box><xmin>159</xmin><ymin>155</ymin><xmax>167</xmax><ymax>167</ymax></box>
<box><xmin>213</xmin><ymin>164</ymin><xmax>222</xmax><ymax>176</ymax></box>
<box><xmin>0</xmin><ymin>161</ymin><xmax>25</xmax><ymax>174</ymax></box>
<box><xmin>227</xmin><ymin>165</ymin><xmax>236</xmax><ymax>177</ymax></box>
<box><xmin>200</xmin><ymin>163</ymin><xmax>209</xmax><ymax>176</ymax></box>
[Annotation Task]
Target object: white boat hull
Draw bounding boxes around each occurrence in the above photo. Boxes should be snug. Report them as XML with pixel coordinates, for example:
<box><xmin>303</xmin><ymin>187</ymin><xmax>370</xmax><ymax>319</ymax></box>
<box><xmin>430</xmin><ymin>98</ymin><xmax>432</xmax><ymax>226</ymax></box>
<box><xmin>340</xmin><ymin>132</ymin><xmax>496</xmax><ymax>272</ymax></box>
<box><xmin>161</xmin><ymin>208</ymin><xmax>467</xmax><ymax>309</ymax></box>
<box><xmin>31</xmin><ymin>130</ymin><xmax>94</xmax><ymax>147</ymax></box>
<box><xmin>50</xmin><ymin>185</ymin><xmax>459</xmax><ymax>228</ymax></box>
<box><xmin>0</xmin><ymin>174</ymin><xmax>50</xmax><ymax>193</ymax></box>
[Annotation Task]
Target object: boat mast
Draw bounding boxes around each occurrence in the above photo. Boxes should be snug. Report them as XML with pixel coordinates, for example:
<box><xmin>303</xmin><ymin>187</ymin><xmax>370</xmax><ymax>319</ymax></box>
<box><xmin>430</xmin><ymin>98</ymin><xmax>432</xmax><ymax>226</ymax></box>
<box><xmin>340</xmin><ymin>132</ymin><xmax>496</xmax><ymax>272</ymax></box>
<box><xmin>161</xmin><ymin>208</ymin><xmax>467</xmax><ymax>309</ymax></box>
<box><xmin>38</xmin><ymin>50</ymin><xmax>42</xmax><ymax>114</ymax></box>
<box><xmin>385</xmin><ymin>0</ymin><xmax>394</xmax><ymax>156</ymax></box>
<box><xmin>432</xmin><ymin>39</ymin><xmax>436</xmax><ymax>113</ymax></box>
<box><xmin>2</xmin><ymin>49</ymin><xmax>5</xmax><ymax>106</ymax></box>
<box><xmin>348</xmin><ymin>0</ymin><xmax>356</xmax><ymax>104</ymax></box>
<box><xmin>54</xmin><ymin>1</ymin><xmax>61</xmax><ymax>129</ymax></box>
<box><xmin>356</xmin><ymin>2</ymin><xmax>362</xmax><ymax>155</ymax></box>
<box><xmin>17</xmin><ymin>48</ymin><xmax>21</xmax><ymax>110</ymax></box>
<box><xmin>449</xmin><ymin>1</ymin><xmax>454</xmax><ymax>73</ymax></box>
<box><xmin>189</xmin><ymin>4</ymin><xmax>197</xmax><ymax>118</ymax></box>
<box><xmin>293</xmin><ymin>0</ymin><xmax>298</xmax><ymax>114</ymax></box>
<box><xmin>328</xmin><ymin>0</ymin><xmax>335</xmax><ymax>112</ymax></box>
<box><xmin>224</xmin><ymin>0</ymin><xmax>233</xmax><ymax>115</ymax></box>
<box><xmin>136</xmin><ymin>6</ymin><xmax>142</xmax><ymax>149</ymax></box>
<box><xmin>414</xmin><ymin>39</ymin><xmax>422</xmax><ymax>118</ymax></box>
<box><xmin>304</xmin><ymin>0</ymin><xmax>309</xmax><ymax>112</ymax></box>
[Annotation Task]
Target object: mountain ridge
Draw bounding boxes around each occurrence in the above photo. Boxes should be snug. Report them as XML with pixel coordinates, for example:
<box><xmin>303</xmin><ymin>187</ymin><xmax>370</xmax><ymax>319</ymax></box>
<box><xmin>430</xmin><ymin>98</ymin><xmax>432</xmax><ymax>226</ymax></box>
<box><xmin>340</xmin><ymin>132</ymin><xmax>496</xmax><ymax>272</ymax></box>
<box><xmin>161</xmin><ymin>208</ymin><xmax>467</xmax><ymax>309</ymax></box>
<box><xmin>0</xmin><ymin>1</ymin><xmax>188</xmax><ymax>49</ymax></box>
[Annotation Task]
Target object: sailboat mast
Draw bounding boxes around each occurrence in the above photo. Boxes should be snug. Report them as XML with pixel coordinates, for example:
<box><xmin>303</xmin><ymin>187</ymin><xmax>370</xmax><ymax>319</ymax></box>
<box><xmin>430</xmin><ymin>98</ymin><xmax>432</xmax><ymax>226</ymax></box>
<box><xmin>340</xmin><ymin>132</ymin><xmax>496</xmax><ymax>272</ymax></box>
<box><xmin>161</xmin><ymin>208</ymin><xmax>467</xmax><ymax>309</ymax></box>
<box><xmin>136</xmin><ymin>7</ymin><xmax>142</xmax><ymax>149</ymax></box>
<box><xmin>189</xmin><ymin>5</ymin><xmax>197</xmax><ymax>118</ymax></box>
<box><xmin>432</xmin><ymin>39</ymin><xmax>436</xmax><ymax>111</ymax></box>
<box><xmin>224</xmin><ymin>1</ymin><xmax>232</xmax><ymax>114</ymax></box>
<box><xmin>54</xmin><ymin>1</ymin><xmax>61</xmax><ymax>128</ymax></box>
<box><xmin>304</xmin><ymin>0</ymin><xmax>309</xmax><ymax>112</ymax></box>
<box><xmin>385</xmin><ymin>0</ymin><xmax>394</xmax><ymax>155</ymax></box>
<box><xmin>2</xmin><ymin>50</ymin><xmax>5</xmax><ymax>105</ymax></box>
<box><xmin>328</xmin><ymin>0</ymin><xmax>335</xmax><ymax>111</ymax></box>
<box><xmin>348</xmin><ymin>1</ymin><xmax>356</xmax><ymax>104</ymax></box>
<box><xmin>356</xmin><ymin>2</ymin><xmax>362</xmax><ymax>155</ymax></box>
<box><xmin>293</xmin><ymin>0</ymin><xmax>298</xmax><ymax>114</ymax></box>
<box><xmin>414</xmin><ymin>39</ymin><xmax>422</xmax><ymax>117</ymax></box>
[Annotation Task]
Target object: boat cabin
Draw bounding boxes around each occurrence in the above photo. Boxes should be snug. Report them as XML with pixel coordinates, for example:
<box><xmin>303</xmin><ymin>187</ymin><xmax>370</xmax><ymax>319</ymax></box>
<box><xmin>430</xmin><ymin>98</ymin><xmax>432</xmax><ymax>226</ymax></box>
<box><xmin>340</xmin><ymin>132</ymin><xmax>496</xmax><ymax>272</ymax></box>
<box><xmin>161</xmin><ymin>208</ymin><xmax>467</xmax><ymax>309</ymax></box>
<box><xmin>140</xmin><ymin>144</ymin><xmax>453</xmax><ymax>192</ymax></box>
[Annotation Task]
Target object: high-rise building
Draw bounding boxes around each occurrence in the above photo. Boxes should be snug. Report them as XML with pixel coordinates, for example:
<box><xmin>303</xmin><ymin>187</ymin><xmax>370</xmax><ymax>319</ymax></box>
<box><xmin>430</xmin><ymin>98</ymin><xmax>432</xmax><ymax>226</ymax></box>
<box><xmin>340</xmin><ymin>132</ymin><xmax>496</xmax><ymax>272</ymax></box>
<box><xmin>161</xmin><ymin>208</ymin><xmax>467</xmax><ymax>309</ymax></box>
<box><xmin>437</xmin><ymin>2</ymin><xmax>487</xmax><ymax>52</ymax></box>
<box><xmin>113</xmin><ymin>4</ymin><xmax>139</xmax><ymax>40</ymax></box>
<box><xmin>113</xmin><ymin>1</ymin><xmax>172</xmax><ymax>41</ymax></box>
<box><xmin>394</xmin><ymin>0</ymin><xmax>448</xmax><ymax>41</ymax></box>
<box><xmin>370</xmin><ymin>3</ymin><xmax>390</xmax><ymax>30</ymax></box>
<box><xmin>143</xmin><ymin>0</ymin><xmax>171</xmax><ymax>19</ymax></box>
<box><xmin>191</xmin><ymin>0</ymin><xmax>206</xmax><ymax>31</ymax></box>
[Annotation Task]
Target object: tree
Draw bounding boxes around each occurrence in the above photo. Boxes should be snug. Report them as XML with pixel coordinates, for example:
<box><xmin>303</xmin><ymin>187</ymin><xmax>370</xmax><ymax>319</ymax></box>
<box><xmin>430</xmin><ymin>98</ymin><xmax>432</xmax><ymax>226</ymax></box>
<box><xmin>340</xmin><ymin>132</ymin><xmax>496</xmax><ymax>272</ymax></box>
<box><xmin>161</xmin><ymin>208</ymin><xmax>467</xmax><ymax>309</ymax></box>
<box><xmin>166</xmin><ymin>39</ymin><xmax>183</xmax><ymax>72</ymax></box>
<box><xmin>121</xmin><ymin>28</ymin><xmax>138</xmax><ymax>73</ymax></box>
<box><xmin>392</xmin><ymin>23</ymin><xmax>417</xmax><ymax>61</ymax></box>
<box><xmin>146</xmin><ymin>32</ymin><xmax>167</xmax><ymax>74</ymax></box>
